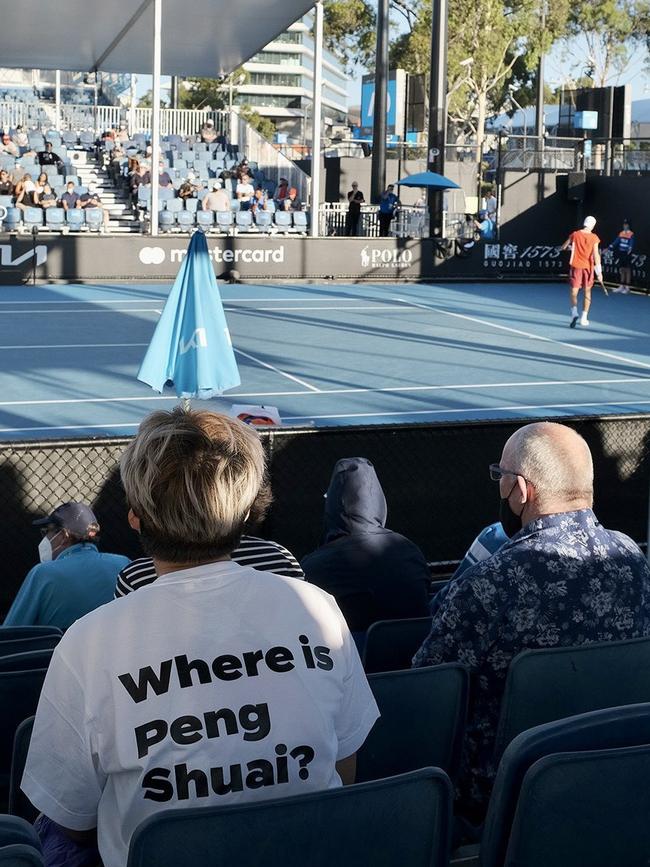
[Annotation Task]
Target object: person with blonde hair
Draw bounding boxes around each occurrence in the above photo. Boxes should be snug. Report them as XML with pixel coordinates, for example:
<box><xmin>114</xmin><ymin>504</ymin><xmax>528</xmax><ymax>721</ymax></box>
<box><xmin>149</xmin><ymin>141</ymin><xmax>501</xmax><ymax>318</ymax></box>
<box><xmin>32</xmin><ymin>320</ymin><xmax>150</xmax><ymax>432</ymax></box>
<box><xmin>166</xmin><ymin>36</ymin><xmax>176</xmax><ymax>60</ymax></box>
<box><xmin>414</xmin><ymin>421</ymin><xmax>650</xmax><ymax>824</ymax></box>
<box><xmin>23</xmin><ymin>408</ymin><xmax>378</xmax><ymax>867</ymax></box>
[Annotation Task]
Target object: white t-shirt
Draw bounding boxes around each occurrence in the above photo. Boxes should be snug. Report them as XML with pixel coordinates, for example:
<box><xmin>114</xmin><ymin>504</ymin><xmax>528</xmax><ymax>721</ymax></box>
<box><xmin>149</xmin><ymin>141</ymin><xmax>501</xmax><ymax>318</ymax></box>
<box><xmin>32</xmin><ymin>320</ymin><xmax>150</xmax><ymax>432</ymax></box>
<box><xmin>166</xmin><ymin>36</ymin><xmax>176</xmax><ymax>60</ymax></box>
<box><xmin>236</xmin><ymin>181</ymin><xmax>254</xmax><ymax>199</ymax></box>
<box><xmin>22</xmin><ymin>562</ymin><xmax>378</xmax><ymax>867</ymax></box>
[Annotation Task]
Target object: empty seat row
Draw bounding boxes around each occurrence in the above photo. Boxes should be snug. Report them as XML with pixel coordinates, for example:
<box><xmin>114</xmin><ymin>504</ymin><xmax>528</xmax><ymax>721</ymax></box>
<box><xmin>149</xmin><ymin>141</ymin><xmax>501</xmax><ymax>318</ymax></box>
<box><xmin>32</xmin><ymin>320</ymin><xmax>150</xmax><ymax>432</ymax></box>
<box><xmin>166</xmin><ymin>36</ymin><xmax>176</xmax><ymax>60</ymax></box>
<box><xmin>157</xmin><ymin>208</ymin><xmax>308</xmax><ymax>234</ymax></box>
<box><xmin>2</xmin><ymin>207</ymin><xmax>105</xmax><ymax>233</ymax></box>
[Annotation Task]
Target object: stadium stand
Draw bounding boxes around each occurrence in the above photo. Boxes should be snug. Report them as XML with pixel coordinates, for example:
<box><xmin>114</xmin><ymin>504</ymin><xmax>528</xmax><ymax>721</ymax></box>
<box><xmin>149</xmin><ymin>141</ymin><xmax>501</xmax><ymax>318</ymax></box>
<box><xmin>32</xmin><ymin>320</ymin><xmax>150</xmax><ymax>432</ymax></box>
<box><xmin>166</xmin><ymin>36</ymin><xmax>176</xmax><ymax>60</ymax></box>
<box><xmin>362</xmin><ymin>616</ymin><xmax>433</xmax><ymax>674</ymax></box>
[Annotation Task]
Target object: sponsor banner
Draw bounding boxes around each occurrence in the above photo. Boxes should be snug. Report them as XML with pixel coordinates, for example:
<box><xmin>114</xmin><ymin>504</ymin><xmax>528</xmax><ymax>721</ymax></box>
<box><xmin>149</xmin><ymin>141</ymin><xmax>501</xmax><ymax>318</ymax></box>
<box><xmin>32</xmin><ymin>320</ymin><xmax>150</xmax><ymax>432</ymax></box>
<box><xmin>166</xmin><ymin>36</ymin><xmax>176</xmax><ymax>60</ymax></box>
<box><xmin>482</xmin><ymin>242</ymin><xmax>648</xmax><ymax>286</ymax></box>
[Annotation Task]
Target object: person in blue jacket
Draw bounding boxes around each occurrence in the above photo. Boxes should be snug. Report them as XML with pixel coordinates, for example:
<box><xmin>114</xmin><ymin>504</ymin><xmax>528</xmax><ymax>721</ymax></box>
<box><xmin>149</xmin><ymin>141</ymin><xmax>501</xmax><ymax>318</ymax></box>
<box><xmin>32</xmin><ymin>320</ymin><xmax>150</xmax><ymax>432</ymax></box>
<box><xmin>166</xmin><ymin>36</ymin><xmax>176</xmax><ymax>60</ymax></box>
<box><xmin>301</xmin><ymin>457</ymin><xmax>430</xmax><ymax>632</ymax></box>
<box><xmin>609</xmin><ymin>218</ymin><xmax>635</xmax><ymax>293</ymax></box>
<box><xmin>4</xmin><ymin>502</ymin><xmax>129</xmax><ymax>631</ymax></box>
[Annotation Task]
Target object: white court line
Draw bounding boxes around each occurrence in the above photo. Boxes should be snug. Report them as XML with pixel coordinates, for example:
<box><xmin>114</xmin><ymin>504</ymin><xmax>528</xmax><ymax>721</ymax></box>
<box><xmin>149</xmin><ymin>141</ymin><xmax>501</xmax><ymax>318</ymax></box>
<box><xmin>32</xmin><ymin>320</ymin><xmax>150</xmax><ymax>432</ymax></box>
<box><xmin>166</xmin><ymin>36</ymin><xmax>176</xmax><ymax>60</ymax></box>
<box><xmin>0</xmin><ymin>298</ymin><xmax>166</xmax><ymax>305</ymax></box>
<box><xmin>1</xmin><ymin>376</ymin><xmax>649</xmax><ymax>408</ymax></box>
<box><xmin>233</xmin><ymin>347</ymin><xmax>321</xmax><ymax>393</ymax></box>
<box><xmin>0</xmin><ymin>342</ymin><xmax>149</xmax><ymax>351</ymax></box>
<box><xmin>228</xmin><ymin>304</ymin><xmax>416</xmax><ymax>313</ymax></box>
<box><xmin>3</xmin><ymin>398</ymin><xmax>650</xmax><ymax>435</ymax></box>
<box><xmin>0</xmin><ymin>308</ymin><xmax>160</xmax><ymax>314</ymax></box>
<box><xmin>393</xmin><ymin>297</ymin><xmax>650</xmax><ymax>371</ymax></box>
<box><xmin>0</xmin><ymin>296</ymin><xmax>366</xmax><ymax>306</ymax></box>
<box><xmin>282</xmin><ymin>399</ymin><xmax>650</xmax><ymax>423</ymax></box>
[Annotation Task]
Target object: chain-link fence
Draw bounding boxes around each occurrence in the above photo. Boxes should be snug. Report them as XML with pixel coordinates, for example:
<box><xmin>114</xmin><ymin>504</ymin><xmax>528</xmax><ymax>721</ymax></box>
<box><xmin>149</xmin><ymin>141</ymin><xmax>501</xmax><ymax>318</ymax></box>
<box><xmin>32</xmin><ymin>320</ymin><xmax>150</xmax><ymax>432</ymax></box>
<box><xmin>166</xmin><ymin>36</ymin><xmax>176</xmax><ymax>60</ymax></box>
<box><xmin>1</xmin><ymin>414</ymin><xmax>649</xmax><ymax>617</ymax></box>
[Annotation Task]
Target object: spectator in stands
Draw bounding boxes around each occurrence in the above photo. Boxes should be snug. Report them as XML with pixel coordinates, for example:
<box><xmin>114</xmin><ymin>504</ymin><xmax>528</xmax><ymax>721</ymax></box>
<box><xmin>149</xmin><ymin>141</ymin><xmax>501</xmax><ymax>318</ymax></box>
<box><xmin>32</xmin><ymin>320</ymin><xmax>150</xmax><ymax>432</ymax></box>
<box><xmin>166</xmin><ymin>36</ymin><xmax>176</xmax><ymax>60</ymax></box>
<box><xmin>251</xmin><ymin>185</ymin><xmax>268</xmax><ymax>214</ymax></box>
<box><xmin>59</xmin><ymin>181</ymin><xmax>79</xmax><ymax>211</ymax></box>
<box><xmin>141</xmin><ymin>160</ymin><xmax>173</xmax><ymax>189</ymax></box>
<box><xmin>236</xmin><ymin>172</ymin><xmax>255</xmax><ymax>210</ymax></box>
<box><xmin>178</xmin><ymin>172</ymin><xmax>200</xmax><ymax>203</ymax></box>
<box><xmin>452</xmin><ymin>522</ymin><xmax>508</xmax><ymax>579</ymax></box>
<box><xmin>377</xmin><ymin>184</ymin><xmax>400</xmax><ymax>237</ymax></box>
<box><xmin>78</xmin><ymin>182</ymin><xmax>110</xmax><ymax>229</ymax></box>
<box><xmin>14</xmin><ymin>174</ymin><xmax>36</xmax><ymax>211</ymax></box>
<box><xmin>0</xmin><ymin>169</ymin><xmax>14</xmax><ymax>196</ymax></box>
<box><xmin>484</xmin><ymin>187</ymin><xmax>497</xmax><ymax>221</ymax></box>
<box><xmin>284</xmin><ymin>187</ymin><xmax>302</xmax><ymax>211</ymax></box>
<box><xmin>12</xmin><ymin>125</ymin><xmax>29</xmax><ymax>152</ymax></box>
<box><xmin>36</xmin><ymin>183</ymin><xmax>57</xmax><ymax>211</ymax></box>
<box><xmin>127</xmin><ymin>157</ymin><xmax>143</xmax><ymax>208</ymax></box>
<box><xmin>345</xmin><ymin>190</ymin><xmax>364</xmax><ymax>236</ymax></box>
<box><xmin>274</xmin><ymin>177</ymin><xmax>289</xmax><ymax>204</ymax></box>
<box><xmin>34</xmin><ymin>172</ymin><xmax>49</xmax><ymax>198</ymax></box>
<box><xmin>3</xmin><ymin>502</ymin><xmax>129</xmax><ymax>631</ymax></box>
<box><xmin>202</xmin><ymin>179</ymin><xmax>231</xmax><ymax>213</ymax></box>
<box><xmin>0</xmin><ymin>131</ymin><xmax>19</xmax><ymax>157</ymax></box>
<box><xmin>116</xmin><ymin>473</ymin><xmax>303</xmax><ymax>597</ymax></box>
<box><xmin>22</xmin><ymin>408</ymin><xmax>378</xmax><ymax>867</ymax></box>
<box><xmin>200</xmin><ymin>118</ymin><xmax>218</xmax><ymax>144</ymax></box>
<box><xmin>116</xmin><ymin>123</ymin><xmax>129</xmax><ymax>143</ymax></box>
<box><xmin>301</xmin><ymin>457</ymin><xmax>430</xmax><ymax>633</ymax></box>
<box><xmin>413</xmin><ymin>421</ymin><xmax>650</xmax><ymax>823</ymax></box>
<box><xmin>235</xmin><ymin>158</ymin><xmax>251</xmax><ymax>181</ymax></box>
<box><xmin>216</xmin><ymin>130</ymin><xmax>228</xmax><ymax>151</ymax></box>
<box><xmin>37</xmin><ymin>141</ymin><xmax>64</xmax><ymax>170</ymax></box>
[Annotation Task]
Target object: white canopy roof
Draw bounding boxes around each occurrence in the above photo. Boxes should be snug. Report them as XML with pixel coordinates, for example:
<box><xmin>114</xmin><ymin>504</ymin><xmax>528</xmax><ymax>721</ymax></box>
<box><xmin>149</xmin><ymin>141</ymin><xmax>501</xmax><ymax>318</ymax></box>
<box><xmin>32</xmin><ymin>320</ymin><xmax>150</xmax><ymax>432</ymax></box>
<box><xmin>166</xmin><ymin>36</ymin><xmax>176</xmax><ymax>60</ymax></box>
<box><xmin>0</xmin><ymin>0</ymin><xmax>316</xmax><ymax>77</ymax></box>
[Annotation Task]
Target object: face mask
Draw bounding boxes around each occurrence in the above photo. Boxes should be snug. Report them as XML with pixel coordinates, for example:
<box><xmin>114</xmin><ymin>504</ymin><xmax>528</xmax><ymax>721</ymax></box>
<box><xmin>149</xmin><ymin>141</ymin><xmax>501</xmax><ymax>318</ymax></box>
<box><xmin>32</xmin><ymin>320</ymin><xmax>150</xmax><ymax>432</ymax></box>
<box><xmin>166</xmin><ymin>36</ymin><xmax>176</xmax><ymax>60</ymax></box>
<box><xmin>499</xmin><ymin>480</ymin><xmax>525</xmax><ymax>538</ymax></box>
<box><xmin>38</xmin><ymin>529</ymin><xmax>62</xmax><ymax>563</ymax></box>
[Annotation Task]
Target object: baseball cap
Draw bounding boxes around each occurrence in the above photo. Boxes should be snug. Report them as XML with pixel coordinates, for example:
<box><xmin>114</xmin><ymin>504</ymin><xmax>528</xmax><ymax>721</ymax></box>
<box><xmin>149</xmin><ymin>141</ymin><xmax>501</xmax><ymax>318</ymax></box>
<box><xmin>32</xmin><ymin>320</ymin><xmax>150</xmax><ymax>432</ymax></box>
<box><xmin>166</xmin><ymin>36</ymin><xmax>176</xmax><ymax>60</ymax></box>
<box><xmin>33</xmin><ymin>502</ymin><xmax>99</xmax><ymax>536</ymax></box>
<box><xmin>583</xmin><ymin>215</ymin><xmax>596</xmax><ymax>230</ymax></box>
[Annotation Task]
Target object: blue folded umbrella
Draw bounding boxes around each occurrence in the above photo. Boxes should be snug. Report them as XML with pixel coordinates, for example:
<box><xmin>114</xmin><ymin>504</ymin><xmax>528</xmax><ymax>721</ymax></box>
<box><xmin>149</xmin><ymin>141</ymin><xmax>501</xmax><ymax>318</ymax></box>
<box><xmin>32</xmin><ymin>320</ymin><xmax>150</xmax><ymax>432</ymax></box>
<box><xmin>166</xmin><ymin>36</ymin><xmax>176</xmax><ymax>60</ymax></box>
<box><xmin>138</xmin><ymin>230</ymin><xmax>240</xmax><ymax>399</ymax></box>
<box><xmin>396</xmin><ymin>171</ymin><xmax>460</xmax><ymax>189</ymax></box>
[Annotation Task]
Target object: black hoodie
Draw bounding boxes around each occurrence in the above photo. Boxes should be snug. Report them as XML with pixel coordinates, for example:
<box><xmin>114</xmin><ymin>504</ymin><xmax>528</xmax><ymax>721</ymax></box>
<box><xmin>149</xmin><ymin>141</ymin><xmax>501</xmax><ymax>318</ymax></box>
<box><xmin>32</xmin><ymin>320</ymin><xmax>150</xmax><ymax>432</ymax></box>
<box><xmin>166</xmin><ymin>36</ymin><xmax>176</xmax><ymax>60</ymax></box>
<box><xmin>301</xmin><ymin>458</ymin><xmax>430</xmax><ymax>631</ymax></box>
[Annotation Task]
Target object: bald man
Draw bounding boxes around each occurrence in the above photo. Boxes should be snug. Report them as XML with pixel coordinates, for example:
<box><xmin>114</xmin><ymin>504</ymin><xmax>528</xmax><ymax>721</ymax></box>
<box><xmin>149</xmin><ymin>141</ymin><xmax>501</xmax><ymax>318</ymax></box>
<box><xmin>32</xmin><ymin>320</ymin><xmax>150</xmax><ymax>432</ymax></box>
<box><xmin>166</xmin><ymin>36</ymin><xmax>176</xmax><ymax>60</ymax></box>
<box><xmin>414</xmin><ymin>421</ymin><xmax>650</xmax><ymax>823</ymax></box>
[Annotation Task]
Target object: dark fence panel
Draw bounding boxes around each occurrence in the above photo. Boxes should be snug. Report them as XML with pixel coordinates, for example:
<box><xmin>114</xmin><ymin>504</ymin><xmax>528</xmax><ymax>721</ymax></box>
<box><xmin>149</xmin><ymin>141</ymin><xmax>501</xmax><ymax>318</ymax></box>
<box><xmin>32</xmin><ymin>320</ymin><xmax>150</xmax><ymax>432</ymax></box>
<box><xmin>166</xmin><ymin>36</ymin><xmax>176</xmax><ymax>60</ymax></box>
<box><xmin>1</xmin><ymin>414</ymin><xmax>649</xmax><ymax>618</ymax></box>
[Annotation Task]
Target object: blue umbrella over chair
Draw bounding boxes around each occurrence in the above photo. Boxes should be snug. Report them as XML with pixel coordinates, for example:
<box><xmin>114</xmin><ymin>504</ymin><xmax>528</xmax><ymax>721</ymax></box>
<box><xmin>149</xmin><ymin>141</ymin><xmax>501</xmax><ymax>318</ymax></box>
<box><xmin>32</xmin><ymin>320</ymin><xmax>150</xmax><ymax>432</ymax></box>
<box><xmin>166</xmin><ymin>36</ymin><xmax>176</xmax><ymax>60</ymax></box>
<box><xmin>138</xmin><ymin>230</ymin><xmax>240</xmax><ymax>401</ymax></box>
<box><xmin>397</xmin><ymin>171</ymin><xmax>460</xmax><ymax>190</ymax></box>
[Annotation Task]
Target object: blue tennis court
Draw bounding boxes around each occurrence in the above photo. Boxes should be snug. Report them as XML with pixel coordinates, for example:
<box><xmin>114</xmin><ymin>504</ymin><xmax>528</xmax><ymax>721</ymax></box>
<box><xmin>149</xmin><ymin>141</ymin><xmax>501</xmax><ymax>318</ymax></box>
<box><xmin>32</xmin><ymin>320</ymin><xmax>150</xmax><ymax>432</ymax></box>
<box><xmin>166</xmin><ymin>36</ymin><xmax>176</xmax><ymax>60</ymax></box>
<box><xmin>0</xmin><ymin>279</ymin><xmax>648</xmax><ymax>440</ymax></box>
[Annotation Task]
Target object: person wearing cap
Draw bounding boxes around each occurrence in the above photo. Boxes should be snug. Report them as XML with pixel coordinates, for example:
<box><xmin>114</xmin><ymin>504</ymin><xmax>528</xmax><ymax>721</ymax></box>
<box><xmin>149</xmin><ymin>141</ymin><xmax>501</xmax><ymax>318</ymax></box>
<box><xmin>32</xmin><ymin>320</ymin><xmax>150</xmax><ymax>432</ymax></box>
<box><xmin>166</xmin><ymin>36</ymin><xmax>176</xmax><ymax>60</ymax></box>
<box><xmin>608</xmin><ymin>218</ymin><xmax>635</xmax><ymax>294</ymax></box>
<box><xmin>561</xmin><ymin>215</ymin><xmax>602</xmax><ymax>327</ymax></box>
<box><xmin>274</xmin><ymin>177</ymin><xmax>289</xmax><ymax>204</ymax></box>
<box><xmin>474</xmin><ymin>209</ymin><xmax>495</xmax><ymax>241</ymax></box>
<box><xmin>3</xmin><ymin>502</ymin><xmax>129</xmax><ymax>631</ymax></box>
<box><xmin>202</xmin><ymin>179</ymin><xmax>230</xmax><ymax>213</ymax></box>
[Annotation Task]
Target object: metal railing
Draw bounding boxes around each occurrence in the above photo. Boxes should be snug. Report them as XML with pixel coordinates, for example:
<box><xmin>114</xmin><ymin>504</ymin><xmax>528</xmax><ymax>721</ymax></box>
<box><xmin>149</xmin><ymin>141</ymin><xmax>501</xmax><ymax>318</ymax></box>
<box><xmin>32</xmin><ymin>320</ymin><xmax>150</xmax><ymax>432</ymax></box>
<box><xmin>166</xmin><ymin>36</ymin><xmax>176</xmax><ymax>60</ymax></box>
<box><xmin>232</xmin><ymin>111</ymin><xmax>310</xmax><ymax>204</ymax></box>
<box><xmin>318</xmin><ymin>203</ymin><xmax>430</xmax><ymax>238</ymax></box>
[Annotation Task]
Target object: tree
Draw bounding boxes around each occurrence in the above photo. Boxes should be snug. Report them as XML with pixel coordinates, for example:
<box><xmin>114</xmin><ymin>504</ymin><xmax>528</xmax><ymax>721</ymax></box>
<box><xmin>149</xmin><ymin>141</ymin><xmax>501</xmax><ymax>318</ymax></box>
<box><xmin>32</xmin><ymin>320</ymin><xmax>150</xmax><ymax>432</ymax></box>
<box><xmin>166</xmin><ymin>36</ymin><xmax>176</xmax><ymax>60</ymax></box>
<box><xmin>323</xmin><ymin>0</ymin><xmax>376</xmax><ymax>70</ymax></box>
<box><xmin>563</xmin><ymin>0</ymin><xmax>650</xmax><ymax>87</ymax></box>
<box><xmin>137</xmin><ymin>90</ymin><xmax>168</xmax><ymax>109</ymax></box>
<box><xmin>240</xmin><ymin>106</ymin><xmax>277</xmax><ymax>141</ymax></box>
<box><xmin>178</xmin><ymin>69</ymin><xmax>249</xmax><ymax>111</ymax></box>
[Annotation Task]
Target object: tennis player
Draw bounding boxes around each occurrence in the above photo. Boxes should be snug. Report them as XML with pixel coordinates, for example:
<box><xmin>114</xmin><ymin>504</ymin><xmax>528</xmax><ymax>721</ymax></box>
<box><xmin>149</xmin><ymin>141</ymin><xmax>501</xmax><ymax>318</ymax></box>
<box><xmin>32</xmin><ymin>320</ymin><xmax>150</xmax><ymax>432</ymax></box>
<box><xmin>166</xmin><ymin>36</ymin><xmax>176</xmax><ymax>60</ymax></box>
<box><xmin>561</xmin><ymin>215</ymin><xmax>603</xmax><ymax>328</ymax></box>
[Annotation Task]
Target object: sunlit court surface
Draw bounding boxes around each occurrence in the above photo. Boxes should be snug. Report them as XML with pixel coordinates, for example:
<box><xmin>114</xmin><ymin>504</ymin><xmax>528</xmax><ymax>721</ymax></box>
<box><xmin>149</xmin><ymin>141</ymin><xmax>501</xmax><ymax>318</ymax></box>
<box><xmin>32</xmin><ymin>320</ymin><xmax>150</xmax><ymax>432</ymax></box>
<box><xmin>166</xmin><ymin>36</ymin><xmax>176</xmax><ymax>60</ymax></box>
<box><xmin>0</xmin><ymin>278</ymin><xmax>648</xmax><ymax>440</ymax></box>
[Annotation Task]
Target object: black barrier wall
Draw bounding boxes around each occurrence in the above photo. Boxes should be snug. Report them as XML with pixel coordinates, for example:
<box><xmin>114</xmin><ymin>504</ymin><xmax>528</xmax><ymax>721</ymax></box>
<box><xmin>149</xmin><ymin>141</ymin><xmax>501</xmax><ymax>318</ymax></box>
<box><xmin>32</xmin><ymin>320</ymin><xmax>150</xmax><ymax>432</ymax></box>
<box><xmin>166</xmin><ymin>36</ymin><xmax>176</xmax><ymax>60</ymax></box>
<box><xmin>0</xmin><ymin>414</ymin><xmax>648</xmax><ymax>618</ymax></box>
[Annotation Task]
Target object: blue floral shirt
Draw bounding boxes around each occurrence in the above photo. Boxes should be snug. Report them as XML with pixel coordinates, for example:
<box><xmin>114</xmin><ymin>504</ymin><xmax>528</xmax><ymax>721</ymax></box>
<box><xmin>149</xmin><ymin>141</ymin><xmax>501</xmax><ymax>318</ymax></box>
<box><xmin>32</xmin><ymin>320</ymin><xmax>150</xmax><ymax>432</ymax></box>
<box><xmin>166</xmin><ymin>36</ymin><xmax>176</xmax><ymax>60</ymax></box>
<box><xmin>413</xmin><ymin>509</ymin><xmax>650</xmax><ymax>820</ymax></box>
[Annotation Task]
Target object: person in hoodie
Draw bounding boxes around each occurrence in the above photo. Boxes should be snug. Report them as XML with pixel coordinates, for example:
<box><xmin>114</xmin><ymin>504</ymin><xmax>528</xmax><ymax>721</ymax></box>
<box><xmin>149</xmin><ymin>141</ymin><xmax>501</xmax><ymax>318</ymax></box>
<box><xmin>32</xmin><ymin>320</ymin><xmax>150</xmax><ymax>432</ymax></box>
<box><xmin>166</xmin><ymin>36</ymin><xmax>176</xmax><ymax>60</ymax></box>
<box><xmin>301</xmin><ymin>457</ymin><xmax>430</xmax><ymax>632</ymax></box>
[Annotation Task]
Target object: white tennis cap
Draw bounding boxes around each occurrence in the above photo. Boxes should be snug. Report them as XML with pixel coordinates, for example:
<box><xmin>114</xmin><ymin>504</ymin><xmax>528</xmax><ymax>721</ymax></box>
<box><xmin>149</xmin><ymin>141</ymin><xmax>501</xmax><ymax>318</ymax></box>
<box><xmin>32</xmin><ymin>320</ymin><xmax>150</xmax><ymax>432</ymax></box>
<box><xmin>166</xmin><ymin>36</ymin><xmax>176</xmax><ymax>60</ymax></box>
<box><xmin>583</xmin><ymin>215</ymin><xmax>596</xmax><ymax>230</ymax></box>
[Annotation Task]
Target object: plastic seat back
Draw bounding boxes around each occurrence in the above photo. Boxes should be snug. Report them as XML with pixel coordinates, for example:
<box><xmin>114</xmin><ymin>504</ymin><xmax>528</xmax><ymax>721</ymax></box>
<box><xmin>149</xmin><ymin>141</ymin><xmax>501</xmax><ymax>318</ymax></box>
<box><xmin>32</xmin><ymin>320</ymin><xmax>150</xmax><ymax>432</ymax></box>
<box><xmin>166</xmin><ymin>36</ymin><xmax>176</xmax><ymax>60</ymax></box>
<box><xmin>293</xmin><ymin>211</ymin><xmax>308</xmax><ymax>231</ymax></box>
<box><xmin>0</xmin><ymin>628</ymin><xmax>61</xmax><ymax>642</ymax></box>
<box><xmin>273</xmin><ymin>210</ymin><xmax>292</xmax><ymax>230</ymax></box>
<box><xmin>22</xmin><ymin>208</ymin><xmax>42</xmax><ymax>231</ymax></box>
<box><xmin>3</xmin><ymin>209</ymin><xmax>22</xmax><ymax>231</ymax></box>
<box><xmin>362</xmin><ymin>617</ymin><xmax>433</xmax><ymax>674</ymax></box>
<box><xmin>504</xmin><ymin>744</ymin><xmax>650</xmax><ymax>867</ymax></box>
<box><xmin>0</xmin><ymin>843</ymin><xmax>44</xmax><ymax>865</ymax></box>
<box><xmin>0</xmin><ymin>813</ymin><xmax>41</xmax><ymax>849</ymax></box>
<box><xmin>0</xmin><ymin>651</ymin><xmax>54</xmax><ymax>673</ymax></box>
<box><xmin>482</xmin><ymin>702</ymin><xmax>650</xmax><ymax>867</ymax></box>
<box><xmin>127</xmin><ymin>768</ymin><xmax>453</xmax><ymax>867</ymax></box>
<box><xmin>494</xmin><ymin>636</ymin><xmax>650</xmax><ymax>762</ymax></box>
<box><xmin>216</xmin><ymin>211</ymin><xmax>233</xmax><ymax>230</ymax></box>
<box><xmin>84</xmin><ymin>208</ymin><xmax>103</xmax><ymax>231</ymax></box>
<box><xmin>196</xmin><ymin>210</ymin><xmax>214</xmax><ymax>229</ymax></box>
<box><xmin>0</xmin><ymin>637</ymin><xmax>59</xmax><ymax>658</ymax></box>
<box><xmin>358</xmin><ymin>664</ymin><xmax>469</xmax><ymax>783</ymax></box>
<box><xmin>159</xmin><ymin>209</ymin><xmax>175</xmax><ymax>231</ymax></box>
<box><xmin>255</xmin><ymin>210</ymin><xmax>272</xmax><ymax>231</ymax></box>
<box><xmin>176</xmin><ymin>210</ymin><xmax>194</xmax><ymax>230</ymax></box>
<box><xmin>9</xmin><ymin>716</ymin><xmax>36</xmax><ymax>823</ymax></box>
<box><xmin>0</xmin><ymin>669</ymin><xmax>49</xmax><ymax>803</ymax></box>
<box><xmin>45</xmin><ymin>208</ymin><xmax>65</xmax><ymax>230</ymax></box>
<box><xmin>66</xmin><ymin>209</ymin><xmax>85</xmax><ymax>230</ymax></box>
<box><xmin>235</xmin><ymin>210</ymin><xmax>253</xmax><ymax>230</ymax></box>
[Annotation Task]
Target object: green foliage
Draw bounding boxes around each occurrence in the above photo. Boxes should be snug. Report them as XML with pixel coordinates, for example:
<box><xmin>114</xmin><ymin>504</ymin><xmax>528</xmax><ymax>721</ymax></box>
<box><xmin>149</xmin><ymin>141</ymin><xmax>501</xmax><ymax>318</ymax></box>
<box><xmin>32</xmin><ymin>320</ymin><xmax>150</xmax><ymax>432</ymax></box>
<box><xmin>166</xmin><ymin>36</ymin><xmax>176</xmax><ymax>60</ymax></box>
<box><xmin>178</xmin><ymin>78</ymin><xmax>226</xmax><ymax>110</ymax></box>
<box><xmin>137</xmin><ymin>90</ymin><xmax>168</xmax><ymax>109</ymax></box>
<box><xmin>240</xmin><ymin>106</ymin><xmax>277</xmax><ymax>141</ymax></box>
<box><xmin>323</xmin><ymin>0</ymin><xmax>376</xmax><ymax>70</ymax></box>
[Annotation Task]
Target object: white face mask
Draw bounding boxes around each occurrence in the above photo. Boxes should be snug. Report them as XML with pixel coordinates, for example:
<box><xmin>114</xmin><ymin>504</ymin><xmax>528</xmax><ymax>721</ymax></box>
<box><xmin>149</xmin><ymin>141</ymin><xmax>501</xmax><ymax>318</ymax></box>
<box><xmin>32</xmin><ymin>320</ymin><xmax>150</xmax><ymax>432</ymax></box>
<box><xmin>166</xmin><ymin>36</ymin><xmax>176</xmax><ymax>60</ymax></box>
<box><xmin>38</xmin><ymin>529</ymin><xmax>62</xmax><ymax>563</ymax></box>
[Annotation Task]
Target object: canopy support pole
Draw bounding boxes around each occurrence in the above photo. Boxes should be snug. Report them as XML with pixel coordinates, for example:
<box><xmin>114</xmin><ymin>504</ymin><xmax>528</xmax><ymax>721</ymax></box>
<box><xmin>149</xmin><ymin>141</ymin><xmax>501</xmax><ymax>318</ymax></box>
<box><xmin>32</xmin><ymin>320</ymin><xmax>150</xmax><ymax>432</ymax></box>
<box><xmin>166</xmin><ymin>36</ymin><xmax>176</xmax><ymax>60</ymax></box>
<box><xmin>370</xmin><ymin>0</ymin><xmax>389</xmax><ymax>203</ymax></box>
<box><xmin>309</xmin><ymin>1</ymin><xmax>323</xmax><ymax>237</ymax></box>
<box><xmin>55</xmin><ymin>70</ymin><xmax>61</xmax><ymax>131</ymax></box>
<box><xmin>427</xmin><ymin>0</ymin><xmax>448</xmax><ymax>237</ymax></box>
<box><xmin>150</xmin><ymin>0</ymin><xmax>162</xmax><ymax>237</ymax></box>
